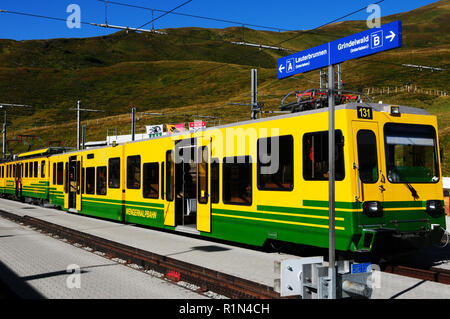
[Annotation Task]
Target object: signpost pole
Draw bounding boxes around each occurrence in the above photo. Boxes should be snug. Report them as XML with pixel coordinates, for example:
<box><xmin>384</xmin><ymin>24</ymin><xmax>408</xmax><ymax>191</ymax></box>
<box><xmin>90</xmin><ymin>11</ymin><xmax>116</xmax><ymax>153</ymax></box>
<box><xmin>2</xmin><ymin>113</ymin><xmax>6</xmax><ymax>159</ymax></box>
<box><xmin>77</xmin><ymin>100</ymin><xmax>81</xmax><ymax>150</ymax></box>
<box><xmin>82</xmin><ymin>125</ymin><xmax>86</xmax><ymax>150</ymax></box>
<box><xmin>328</xmin><ymin>64</ymin><xmax>336</xmax><ymax>299</ymax></box>
<box><xmin>131</xmin><ymin>107</ymin><xmax>136</xmax><ymax>141</ymax></box>
<box><xmin>251</xmin><ymin>69</ymin><xmax>258</xmax><ymax>119</ymax></box>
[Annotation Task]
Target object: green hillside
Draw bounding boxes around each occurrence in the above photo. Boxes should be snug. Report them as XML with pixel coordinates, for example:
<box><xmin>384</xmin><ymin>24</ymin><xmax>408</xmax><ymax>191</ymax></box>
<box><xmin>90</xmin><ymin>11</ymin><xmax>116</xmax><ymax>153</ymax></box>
<box><xmin>0</xmin><ymin>1</ymin><xmax>449</xmax><ymax>173</ymax></box>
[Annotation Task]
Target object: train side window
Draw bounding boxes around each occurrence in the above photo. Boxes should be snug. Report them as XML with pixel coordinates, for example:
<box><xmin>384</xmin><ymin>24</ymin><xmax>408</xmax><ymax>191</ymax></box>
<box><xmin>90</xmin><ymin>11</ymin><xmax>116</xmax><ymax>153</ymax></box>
<box><xmin>41</xmin><ymin>160</ymin><xmax>45</xmax><ymax>178</ymax></box>
<box><xmin>223</xmin><ymin>156</ymin><xmax>252</xmax><ymax>206</ymax></box>
<box><xmin>257</xmin><ymin>135</ymin><xmax>294</xmax><ymax>191</ymax></box>
<box><xmin>356</xmin><ymin>130</ymin><xmax>379</xmax><ymax>183</ymax></box>
<box><xmin>29</xmin><ymin>162</ymin><xmax>32</xmax><ymax>178</ymax></box>
<box><xmin>127</xmin><ymin>156</ymin><xmax>141</xmax><ymax>189</ymax></box>
<box><xmin>143</xmin><ymin>162</ymin><xmax>159</xmax><ymax>199</ymax></box>
<box><xmin>96</xmin><ymin>166</ymin><xmax>107</xmax><ymax>196</ymax></box>
<box><xmin>198</xmin><ymin>146</ymin><xmax>208</xmax><ymax>204</ymax></box>
<box><xmin>25</xmin><ymin>162</ymin><xmax>29</xmax><ymax>178</ymax></box>
<box><xmin>34</xmin><ymin>161</ymin><xmax>38</xmax><ymax>177</ymax></box>
<box><xmin>161</xmin><ymin>162</ymin><xmax>164</xmax><ymax>200</ymax></box>
<box><xmin>76</xmin><ymin>161</ymin><xmax>81</xmax><ymax>195</ymax></box>
<box><xmin>64</xmin><ymin>162</ymin><xmax>69</xmax><ymax>193</ymax></box>
<box><xmin>211</xmin><ymin>158</ymin><xmax>219</xmax><ymax>204</ymax></box>
<box><xmin>53</xmin><ymin>163</ymin><xmax>57</xmax><ymax>184</ymax></box>
<box><xmin>82</xmin><ymin>168</ymin><xmax>85</xmax><ymax>194</ymax></box>
<box><xmin>303</xmin><ymin>130</ymin><xmax>345</xmax><ymax>181</ymax></box>
<box><xmin>166</xmin><ymin>151</ymin><xmax>174</xmax><ymax>201</ymax></box>
<box><xmin>57</xmin><ymin>162</ymin><xmax>64</xmax><ymax>185</ymax></box>
<box><xmin>108</xmin><ymin>157</ymin><xmax>120</xmax><ymax>189</ymax></box>
<box><xmin>85</xmin><ymin>167</ymin><xmax>95</xmax><ymax>194</ymax></box>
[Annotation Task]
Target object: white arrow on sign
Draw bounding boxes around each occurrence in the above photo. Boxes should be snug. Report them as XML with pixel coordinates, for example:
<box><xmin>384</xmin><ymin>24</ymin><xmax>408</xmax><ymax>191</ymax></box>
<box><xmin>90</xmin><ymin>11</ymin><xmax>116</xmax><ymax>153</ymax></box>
<box><xmin>278</xmin><ymin>64</ymin><xmax>285</xmax><ymax>73</ymax></box>
<box><xmin>386</xmin><ymin>30</ymin><xmax>396</xmax><ymax>42</ymax></box>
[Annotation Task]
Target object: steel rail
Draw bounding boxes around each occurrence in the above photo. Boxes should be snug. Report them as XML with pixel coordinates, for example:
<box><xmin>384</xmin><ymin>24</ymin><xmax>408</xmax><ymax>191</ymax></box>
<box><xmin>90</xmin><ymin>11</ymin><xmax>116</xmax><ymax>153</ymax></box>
<box><xmin>383</xmin><ymin>264</ymin><xmax>450</xmax><ymax>285</ymax></box>
<box><xmin>0</xmin><ymin>209</ymin><xmax>283</xmax><ymax>299</ymax></box>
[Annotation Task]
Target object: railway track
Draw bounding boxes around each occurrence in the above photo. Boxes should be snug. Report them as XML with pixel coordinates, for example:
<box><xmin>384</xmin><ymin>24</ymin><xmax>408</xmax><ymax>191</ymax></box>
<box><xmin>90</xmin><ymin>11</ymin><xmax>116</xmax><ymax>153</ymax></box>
<box><xmin>383</xmin><ymin>264</ymin><xmax>450</xmax><ymax>285</ymax></box>
<box><xmin>0</xmin><ymin>209</ymin><xmax>283</xmax><ymax>299</ymax></box>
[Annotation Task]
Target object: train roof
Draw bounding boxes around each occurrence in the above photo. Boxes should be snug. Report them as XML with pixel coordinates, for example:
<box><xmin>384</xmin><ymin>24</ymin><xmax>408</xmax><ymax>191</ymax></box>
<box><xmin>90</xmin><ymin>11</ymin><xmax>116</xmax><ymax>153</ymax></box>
<box><xmin>4</xmin><ymin>102</ymin><xmax>432</xmax><ymax>160</ymax></box>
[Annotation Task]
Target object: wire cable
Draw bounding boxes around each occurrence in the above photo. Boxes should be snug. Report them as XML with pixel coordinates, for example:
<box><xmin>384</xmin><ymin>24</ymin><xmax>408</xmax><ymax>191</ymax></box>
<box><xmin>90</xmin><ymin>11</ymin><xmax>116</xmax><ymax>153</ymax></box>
<box><xmin>144</xmin><ymin>1</ymin><xmax>387</xmax><ymax>91</ymax></box>
<box><xmin>95</xmin><ymin>0</ymin><xmax>292</xmax><ymax>32</ymax></box>
<box><xmin>136</xmin><ymin>0</ymin><xmax>193</xmax><ymax>30</ymax></box>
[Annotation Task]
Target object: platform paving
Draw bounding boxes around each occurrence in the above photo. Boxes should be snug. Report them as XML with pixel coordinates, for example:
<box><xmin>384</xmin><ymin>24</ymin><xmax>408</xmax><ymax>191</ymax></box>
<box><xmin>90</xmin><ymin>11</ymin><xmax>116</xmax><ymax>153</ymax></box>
<box><xmin>0</xmin><ymin>216</ymin><xmax>208</xmax><ymax>299</ymax></box>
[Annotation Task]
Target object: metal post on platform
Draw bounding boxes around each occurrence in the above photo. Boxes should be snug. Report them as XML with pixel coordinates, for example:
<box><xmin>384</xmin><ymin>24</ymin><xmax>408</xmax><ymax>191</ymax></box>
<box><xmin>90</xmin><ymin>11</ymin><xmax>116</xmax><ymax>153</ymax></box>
<box><xmin>328</xmin><ymin>63</ymin><xmax>336</xmax><ymax>299</ymax></box>
<box><xmin>251</xmin><ymin>69</ymin><xmax>258</xmax><ymax>119</ymax></box>
<box><xmin>0</xmin><ymin>103</ymin><xmax>33</xmax><ymax>159</ymax></box>
<box><xmin>337</xmin><ymin>64</ymin><xmax>342</xmax><ymax>91</ymax></box>
<box><xmin>2</xmin><ymin>112</ymin><xmax>6</xmax><ymax>159</ymax></box>
<box><xmin>76</xmin><ymin>100</ymin><xmax>81</xmax><ymax>150</ymax></box>
<box><xmin>320</xmin><ymin>69</ymin><xmax>324</xmax><ymax>89</ymax></box>
<box><xmin>70</xmin><ymin>102</ymin><xmax>104</xmax><ymax>149</ymax></box>
<box><xmin>131</xmin><ymin>107</ymin><xmax>136</xmax><ymax>141</ymax></box>
<box><xmin>82</xmin><ymin>125</ymin><xmax>86</xmax><ymax>150</ymax></box>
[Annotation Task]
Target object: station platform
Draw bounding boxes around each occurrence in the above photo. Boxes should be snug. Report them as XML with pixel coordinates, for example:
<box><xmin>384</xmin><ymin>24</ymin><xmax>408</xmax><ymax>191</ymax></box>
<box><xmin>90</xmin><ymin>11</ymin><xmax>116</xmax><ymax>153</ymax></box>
<box><xmin>0</xmin><ymin>198</ymin><xmax>450</xmax><ymax>299</ymax></box>
<box><xmin>0</xmin><ymin>215</ymin><xmax>208</xmax><ymax>299</ymax></box>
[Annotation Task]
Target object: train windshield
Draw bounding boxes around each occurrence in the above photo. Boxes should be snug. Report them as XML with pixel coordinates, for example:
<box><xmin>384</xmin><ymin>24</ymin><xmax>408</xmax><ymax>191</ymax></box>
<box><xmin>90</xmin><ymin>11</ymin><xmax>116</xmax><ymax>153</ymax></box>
<box><xmin>384</xmin><ymin>123</ymin><xmax>439</xmax><ymax>183</ymax></box>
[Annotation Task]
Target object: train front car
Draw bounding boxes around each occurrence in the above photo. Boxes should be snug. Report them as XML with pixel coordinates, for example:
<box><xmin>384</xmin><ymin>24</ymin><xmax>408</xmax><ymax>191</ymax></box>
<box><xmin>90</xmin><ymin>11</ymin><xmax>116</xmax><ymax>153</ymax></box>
<box><xmin>350</xmin><ymin>103</ymin><xmax>446</xmax><ymax>256</ymax></box>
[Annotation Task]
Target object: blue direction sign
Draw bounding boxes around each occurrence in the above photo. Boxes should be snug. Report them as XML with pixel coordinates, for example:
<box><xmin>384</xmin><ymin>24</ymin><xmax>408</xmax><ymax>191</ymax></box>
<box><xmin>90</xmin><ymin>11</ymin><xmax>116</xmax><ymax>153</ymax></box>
<box><xmin>277</xmin><ymin>20</ymin><xmax>402</xmax><ymax>79</ymax></box>
<box><xmin>277</xmin><ymin>42</ymin><xmax>330</xmax><ymax>78</ymax></box>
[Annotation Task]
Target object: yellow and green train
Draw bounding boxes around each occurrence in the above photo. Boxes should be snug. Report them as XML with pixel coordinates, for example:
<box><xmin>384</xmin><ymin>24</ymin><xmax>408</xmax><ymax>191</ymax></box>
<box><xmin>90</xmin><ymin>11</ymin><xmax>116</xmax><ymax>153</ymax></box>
<box><xmin>0</xmin><ymin>102</ymin><xmax>446</xmax><ymax>256</ymax></box>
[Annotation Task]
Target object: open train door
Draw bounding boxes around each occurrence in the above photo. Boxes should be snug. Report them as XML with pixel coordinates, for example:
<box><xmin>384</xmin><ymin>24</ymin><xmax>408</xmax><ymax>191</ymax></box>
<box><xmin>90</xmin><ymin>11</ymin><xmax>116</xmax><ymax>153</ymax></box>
<box><xmin>196</xmin><ymin>137</ymin><xmax>211</xmax><ymax>233</ymax></box>
<box><xmin>63</xmin><ymin>161</ymin><xmax>69</xmax><ymax>210</ymax></box>
<box><xmin>76</xmin><ymin>155</ymin><xmax>82</xmax><ymax>211</ymax></box>
<box><xmin>65</xmin><ymin>156</ymin><xmax>81</xmax><ymax>213</ymax></box>
<box><xmin>164</xmin><ymin>149</ymin><xmax>176</xmax><ymax>227</ymax></box>
<box><xmin>15</xmin><ymin>163</ymin><xmax>22</xmax><ymax>199</ymax></box>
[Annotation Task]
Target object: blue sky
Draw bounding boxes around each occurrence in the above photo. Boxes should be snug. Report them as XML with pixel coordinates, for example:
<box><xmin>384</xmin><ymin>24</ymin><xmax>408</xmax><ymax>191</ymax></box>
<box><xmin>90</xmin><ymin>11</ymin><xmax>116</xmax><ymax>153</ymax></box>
<box><xmin>0</xmin><ymin>0</ymin><xmax>440</xmax><ymax>40</ymax></box>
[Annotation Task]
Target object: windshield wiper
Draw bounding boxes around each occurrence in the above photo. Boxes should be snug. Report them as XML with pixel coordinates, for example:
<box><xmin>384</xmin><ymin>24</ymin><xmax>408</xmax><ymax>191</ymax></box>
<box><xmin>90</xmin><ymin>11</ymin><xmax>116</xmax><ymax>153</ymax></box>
<box><xmin>406</xmin><ymin>183</ymin><xmax>419</xmax><ymax>200</ymax></box>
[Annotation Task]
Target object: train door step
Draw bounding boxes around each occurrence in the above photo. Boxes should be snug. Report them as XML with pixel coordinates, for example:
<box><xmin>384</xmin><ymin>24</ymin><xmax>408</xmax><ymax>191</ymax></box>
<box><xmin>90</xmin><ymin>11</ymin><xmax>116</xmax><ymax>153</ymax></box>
<box><xmin>68</xmin><ymin>208</ymin><xmax>79</xmax><ymax>213</ymax></box>
<box><xmin>175</xmin><ymin>225</ymin><xmax>200</xmax><ymax>235</ymax></box>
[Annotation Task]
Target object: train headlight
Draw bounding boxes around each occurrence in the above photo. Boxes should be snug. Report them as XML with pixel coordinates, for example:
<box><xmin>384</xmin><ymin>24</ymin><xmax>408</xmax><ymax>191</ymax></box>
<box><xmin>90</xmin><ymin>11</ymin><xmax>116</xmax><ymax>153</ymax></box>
<box><xmin>363</xmin><ymin>201</ymin><xmax>383</xmax><ymax>217</ymax></box>
<box><xmin>426</xmin><ymin>200</ymin><xmax>444</xmax><ymax>218</ymax></box>
<box><xmin>390</xmin><ymin>106</ymin><xmax>401</xmax><ymax>116</ymax></box>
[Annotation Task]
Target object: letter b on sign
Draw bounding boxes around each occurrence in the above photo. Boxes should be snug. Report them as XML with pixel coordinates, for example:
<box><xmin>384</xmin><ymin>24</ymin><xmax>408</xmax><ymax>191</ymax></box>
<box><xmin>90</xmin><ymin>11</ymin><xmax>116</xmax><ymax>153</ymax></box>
<box><xmin>371</xmin><ymin>30</ymin><xmax>383</xmax><ymax>49</ymax></box>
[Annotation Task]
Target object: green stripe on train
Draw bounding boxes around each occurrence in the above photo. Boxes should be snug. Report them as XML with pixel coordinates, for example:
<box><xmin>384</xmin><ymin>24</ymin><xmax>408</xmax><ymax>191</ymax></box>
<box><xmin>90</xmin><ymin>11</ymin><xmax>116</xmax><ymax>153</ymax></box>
<box><xmin>303</xmin><ymin>199</ymin><xmax>426</xmax><ymax>209</ymax></box>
